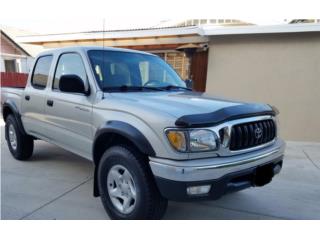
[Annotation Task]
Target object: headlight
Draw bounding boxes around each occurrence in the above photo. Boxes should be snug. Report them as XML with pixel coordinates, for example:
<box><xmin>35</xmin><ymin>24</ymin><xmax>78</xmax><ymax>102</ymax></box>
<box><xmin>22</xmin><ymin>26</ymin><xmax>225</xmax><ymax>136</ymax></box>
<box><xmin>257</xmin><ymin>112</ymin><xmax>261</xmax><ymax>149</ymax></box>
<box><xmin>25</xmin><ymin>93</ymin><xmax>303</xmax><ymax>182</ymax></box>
<box><xmin>166</xmin><ymin>129</ymin><xmax>219</xmax><ymax>152</ymax></box>
<box><xmin>189</xmin><ymin>129</ymin><xmax>218</xmax><ymax>152</ymax></box>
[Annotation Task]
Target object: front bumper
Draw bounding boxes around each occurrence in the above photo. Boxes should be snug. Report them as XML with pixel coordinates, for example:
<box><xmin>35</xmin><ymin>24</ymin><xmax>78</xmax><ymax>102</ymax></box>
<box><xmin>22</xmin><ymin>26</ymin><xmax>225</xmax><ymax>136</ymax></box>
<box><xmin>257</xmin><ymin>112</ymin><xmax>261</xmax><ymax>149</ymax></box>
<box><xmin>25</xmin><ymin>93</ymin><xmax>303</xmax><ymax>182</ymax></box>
<box><xmin>149</xmin><ymin>138</ymin><xmax>285</xmax><ymax>201</ymax></box>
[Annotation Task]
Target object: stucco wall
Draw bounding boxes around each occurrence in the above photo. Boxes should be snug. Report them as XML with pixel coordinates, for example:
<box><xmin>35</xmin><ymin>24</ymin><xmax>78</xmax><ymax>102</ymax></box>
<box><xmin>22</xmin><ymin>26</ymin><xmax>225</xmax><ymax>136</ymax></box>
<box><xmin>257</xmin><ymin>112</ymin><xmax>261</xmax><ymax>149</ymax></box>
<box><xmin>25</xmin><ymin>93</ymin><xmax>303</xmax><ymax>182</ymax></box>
<box><xmin>20</xmin><ymin>57</ymin><xmax>34</xmax><ymax>73</ymax></box>
<box><xmin>206</xmin><ymin>32</ymin><xmax>320</xmax><ymax>142</ymax></box>
<box><xmin>0</xmin><ymin>57</ymin><xmax>5</xmax><ymax>72</ymax></box>
<box><xmin>1</xmin><ymin>32</ymin><xmax>33</xmax><ymax>73</ymax></box>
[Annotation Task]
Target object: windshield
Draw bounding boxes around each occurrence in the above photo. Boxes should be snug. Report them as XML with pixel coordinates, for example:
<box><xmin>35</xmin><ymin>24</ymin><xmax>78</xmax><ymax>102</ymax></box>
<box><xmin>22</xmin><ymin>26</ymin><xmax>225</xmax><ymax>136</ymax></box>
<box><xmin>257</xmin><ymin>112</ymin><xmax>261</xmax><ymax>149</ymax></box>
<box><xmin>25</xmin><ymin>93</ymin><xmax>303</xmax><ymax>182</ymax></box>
<box><xmin>88</xmin><ymin>50</ymin><xmax>187</xmax><ymax>91</ymax></box>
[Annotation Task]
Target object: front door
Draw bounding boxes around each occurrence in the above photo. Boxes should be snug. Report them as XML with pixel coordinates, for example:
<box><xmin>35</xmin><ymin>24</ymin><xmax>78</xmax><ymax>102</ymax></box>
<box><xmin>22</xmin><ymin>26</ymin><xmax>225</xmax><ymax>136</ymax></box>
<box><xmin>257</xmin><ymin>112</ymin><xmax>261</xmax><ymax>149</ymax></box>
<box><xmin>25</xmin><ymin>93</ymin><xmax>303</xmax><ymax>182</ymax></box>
<box><xmin>44</xmin><ymin>52</ymin><xmax>93</xmax><ymax>159</ymax></box>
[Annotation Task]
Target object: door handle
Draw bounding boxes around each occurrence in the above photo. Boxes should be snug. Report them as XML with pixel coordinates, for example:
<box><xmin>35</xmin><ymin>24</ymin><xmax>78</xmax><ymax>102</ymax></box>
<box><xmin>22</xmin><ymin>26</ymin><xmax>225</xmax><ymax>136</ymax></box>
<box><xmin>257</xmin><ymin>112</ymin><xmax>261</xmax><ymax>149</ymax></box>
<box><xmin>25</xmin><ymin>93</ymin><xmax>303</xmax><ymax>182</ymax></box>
<box><xmin>25</xmin><ymin>95</ymin><xmax>30</xmax><ymax>101</ymax></box>
<box><xmin>47</xmin><ymin>99</ymin><xmax>54</xmax><ymax>107</ymax></box>
<box><xmin>75</xmin><ymin>106</ymin><xmax>90</xmax><ymax>112</ymax></box>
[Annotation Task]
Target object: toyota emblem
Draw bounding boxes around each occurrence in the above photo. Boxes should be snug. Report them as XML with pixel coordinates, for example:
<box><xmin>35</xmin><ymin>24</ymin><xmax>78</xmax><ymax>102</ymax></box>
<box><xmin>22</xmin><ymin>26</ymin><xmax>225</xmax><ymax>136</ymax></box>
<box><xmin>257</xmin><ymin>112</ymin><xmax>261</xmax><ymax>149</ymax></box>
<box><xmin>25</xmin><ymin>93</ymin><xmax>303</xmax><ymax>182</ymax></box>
<box><xmin>255</xmin><ymin>127</ymin><xmax>263</xmax><ymax>139</ymax></box>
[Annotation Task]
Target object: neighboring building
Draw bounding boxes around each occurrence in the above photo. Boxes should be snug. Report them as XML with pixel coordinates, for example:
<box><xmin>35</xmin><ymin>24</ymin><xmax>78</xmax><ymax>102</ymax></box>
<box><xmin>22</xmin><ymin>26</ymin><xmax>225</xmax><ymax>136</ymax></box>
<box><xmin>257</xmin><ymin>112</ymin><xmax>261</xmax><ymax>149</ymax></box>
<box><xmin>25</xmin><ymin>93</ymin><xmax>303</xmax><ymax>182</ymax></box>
<box><xmin>15</xmin><ymin>23</ymin><xmax>320</xmax><ymax>142</ymax></box>
<box><xmin>0</xmin><ymin>30</ymin><xmax>32</xmax><ymax>73</ymax></box>
<box><xmin>14</xmin><ymin>20</ymin><xmax>249</xmax><ymax>90</ymax></box>
<box><xmin>154</xmin><ymin>19</ymin><xmax>252</xmax><ymax>27</ymax></box>
<box><xmin>16</xmin><ymin>26</ymin><xmax>210</xmax><ymax>91</ymax></box>
<box><xmin>287</xmin><ymin>19</ymin><xmax>320</xmax><ymax>24</ymax></box>
<box><xmin>0</xmin><ymin>25</ymin><xmax>44</xmax><ymax>57</ymax></box>
<box><xmin>204</xmin><ymin>23</ymin><xmax>320</xmax><ymax>142</ymax></box>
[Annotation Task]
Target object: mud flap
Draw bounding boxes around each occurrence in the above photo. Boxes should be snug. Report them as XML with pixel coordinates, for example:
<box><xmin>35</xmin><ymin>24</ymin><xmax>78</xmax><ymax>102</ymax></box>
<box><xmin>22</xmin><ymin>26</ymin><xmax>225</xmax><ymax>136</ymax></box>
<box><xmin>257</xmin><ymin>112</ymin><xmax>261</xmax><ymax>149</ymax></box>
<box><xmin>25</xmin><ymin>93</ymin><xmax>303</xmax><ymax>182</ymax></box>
<box><xmin>93</xmin><ymin>165</ymin><xmax>100</xmax><ymax>197</ymax></box>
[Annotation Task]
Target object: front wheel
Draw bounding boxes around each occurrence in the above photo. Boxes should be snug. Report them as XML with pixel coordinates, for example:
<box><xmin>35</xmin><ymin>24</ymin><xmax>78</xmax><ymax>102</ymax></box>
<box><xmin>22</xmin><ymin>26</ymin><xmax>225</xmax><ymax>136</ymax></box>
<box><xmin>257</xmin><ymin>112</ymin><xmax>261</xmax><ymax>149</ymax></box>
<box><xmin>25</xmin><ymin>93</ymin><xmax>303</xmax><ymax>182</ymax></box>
<box><xmin>98</xmin><ymin>145</ymin><xmax>168</xmax><ymax>220</ymax></box>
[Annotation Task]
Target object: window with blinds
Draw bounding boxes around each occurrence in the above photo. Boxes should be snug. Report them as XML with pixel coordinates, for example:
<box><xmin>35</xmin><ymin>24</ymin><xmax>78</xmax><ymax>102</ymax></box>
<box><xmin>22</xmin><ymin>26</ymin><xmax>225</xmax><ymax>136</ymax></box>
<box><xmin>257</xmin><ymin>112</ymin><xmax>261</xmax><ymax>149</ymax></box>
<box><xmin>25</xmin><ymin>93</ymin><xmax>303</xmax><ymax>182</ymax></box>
<box><xmin>154</xmin><ymin>52</ymin><xmax>189</xmax><ymax>80</ymax></box>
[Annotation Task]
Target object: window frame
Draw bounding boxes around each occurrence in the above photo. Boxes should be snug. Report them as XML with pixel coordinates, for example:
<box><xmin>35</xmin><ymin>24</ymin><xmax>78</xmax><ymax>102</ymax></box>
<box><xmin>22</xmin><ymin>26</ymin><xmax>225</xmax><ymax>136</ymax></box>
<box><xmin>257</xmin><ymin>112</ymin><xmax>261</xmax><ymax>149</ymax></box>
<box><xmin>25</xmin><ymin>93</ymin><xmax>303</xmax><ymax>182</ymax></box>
<box><xmin>52</xmin><ymin>52</ymin><xmax>89</xmax><ymax>95</ymax></box>
<box><xmin>31</xmin><ymin>54</ymin><xmax>53</xmax><ymax>90</ymax></box>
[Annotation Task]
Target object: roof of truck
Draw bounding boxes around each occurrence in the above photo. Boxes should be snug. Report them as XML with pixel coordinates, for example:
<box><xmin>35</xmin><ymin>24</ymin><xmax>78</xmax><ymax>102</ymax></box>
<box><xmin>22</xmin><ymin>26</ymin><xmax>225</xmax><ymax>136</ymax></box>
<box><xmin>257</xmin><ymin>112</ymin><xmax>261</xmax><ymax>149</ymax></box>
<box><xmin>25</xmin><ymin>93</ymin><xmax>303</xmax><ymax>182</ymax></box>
<box><xmin>37</xmin><ymin>46</ymin><xmax>154</xmax><ymax>57</ymax></box>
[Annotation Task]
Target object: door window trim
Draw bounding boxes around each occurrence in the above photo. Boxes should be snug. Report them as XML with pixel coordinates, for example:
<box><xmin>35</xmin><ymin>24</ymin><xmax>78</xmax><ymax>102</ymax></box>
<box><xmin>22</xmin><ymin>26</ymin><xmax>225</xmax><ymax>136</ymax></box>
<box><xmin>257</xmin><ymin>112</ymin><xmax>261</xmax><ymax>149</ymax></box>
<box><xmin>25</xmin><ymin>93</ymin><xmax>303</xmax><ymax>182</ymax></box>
<box><xmin>31</xmin><ymin>54</ymin><xmax>53</xmax><ymax>90</ymax></box>
<box><xmin>52</xmin><ymin>51</ymin><xmax>89</xmax><ymax>96</ymax></box>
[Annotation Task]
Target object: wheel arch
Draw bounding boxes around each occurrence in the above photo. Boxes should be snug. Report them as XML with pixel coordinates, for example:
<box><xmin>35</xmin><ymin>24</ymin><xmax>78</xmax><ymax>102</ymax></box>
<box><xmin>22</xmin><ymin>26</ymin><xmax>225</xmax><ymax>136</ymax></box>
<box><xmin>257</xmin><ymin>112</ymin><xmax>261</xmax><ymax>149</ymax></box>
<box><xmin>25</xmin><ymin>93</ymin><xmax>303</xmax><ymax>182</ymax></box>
<box><xmin>2</xmin><ymin>100</ymin><xmax>27</xmax><ymax>136</ymax></box>
<box><xmin>92</xmin><ymin>121</ymin><xmax>156</xmax><ymax>197</ymax></box>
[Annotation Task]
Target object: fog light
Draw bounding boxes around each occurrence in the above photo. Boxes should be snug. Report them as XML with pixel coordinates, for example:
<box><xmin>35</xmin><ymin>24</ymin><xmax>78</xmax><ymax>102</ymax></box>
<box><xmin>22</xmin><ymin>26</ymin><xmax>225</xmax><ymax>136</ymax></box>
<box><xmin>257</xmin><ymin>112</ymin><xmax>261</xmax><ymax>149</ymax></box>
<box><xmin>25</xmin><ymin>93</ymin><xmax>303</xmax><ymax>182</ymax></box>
<box><xmin>187</xmin><ymin>185</ymin><xmax>211</xmax><ymax>195</ymax></box>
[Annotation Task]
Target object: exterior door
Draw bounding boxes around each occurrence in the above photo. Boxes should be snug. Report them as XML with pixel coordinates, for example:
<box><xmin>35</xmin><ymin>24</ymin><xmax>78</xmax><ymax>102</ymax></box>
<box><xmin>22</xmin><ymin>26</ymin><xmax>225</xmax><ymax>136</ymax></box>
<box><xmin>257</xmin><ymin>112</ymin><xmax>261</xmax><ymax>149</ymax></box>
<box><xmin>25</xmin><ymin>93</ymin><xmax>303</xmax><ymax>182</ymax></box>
<box><xmin>190</xmin><ymin>50</ymin><xmax>208</xmax><ymax>92</ymax></box>
<box><xmin>44</xmin><ymin>52</ymin><xmax>93</xmax><ymax>159</ymax></box>
<box><xmin>21</xmin><ymin>55</ymin><xmax>53</xmax><ymax>138</ymax></box>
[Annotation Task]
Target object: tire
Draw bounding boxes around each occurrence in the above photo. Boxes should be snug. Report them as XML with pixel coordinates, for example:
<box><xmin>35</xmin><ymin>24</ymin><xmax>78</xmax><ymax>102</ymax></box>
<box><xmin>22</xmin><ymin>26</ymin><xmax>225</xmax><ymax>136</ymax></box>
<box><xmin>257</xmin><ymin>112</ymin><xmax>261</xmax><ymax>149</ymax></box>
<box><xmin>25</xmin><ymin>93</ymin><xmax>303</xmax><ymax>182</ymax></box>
<box><xmin>5</xmin><ymin>115</ymin><xmax>34</xmax><ymax>160</ymax></box>
<box><xmin>98</xmin><ymin>145</ymin><xmax>168</xmax><ymax>220</ymax></box>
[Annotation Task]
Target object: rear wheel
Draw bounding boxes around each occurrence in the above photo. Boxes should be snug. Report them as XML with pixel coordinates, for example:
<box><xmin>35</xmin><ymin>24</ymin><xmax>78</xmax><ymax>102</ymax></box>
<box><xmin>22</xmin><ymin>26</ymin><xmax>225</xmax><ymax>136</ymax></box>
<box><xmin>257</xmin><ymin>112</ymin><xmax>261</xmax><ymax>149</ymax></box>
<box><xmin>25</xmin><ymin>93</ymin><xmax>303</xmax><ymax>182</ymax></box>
<box><xmin>98</xmin><ymin>145</ymin><xmax>168</xmax><ymax>220</ymax></box>
<box><xmin>5</xmin><ymin>115</ymin><xmax>34</xmax><ymax>160</ymax></box>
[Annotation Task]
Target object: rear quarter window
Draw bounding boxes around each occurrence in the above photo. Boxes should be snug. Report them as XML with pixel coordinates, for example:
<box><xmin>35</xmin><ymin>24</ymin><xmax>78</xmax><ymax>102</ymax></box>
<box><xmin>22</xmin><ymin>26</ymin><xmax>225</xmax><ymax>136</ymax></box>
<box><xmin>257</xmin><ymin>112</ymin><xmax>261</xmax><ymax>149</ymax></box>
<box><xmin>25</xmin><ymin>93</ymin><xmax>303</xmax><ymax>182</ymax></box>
<box><xmin>31</xmin><ymin>55</ymin><xmax>53</xmax><ymax>89</ymax></box>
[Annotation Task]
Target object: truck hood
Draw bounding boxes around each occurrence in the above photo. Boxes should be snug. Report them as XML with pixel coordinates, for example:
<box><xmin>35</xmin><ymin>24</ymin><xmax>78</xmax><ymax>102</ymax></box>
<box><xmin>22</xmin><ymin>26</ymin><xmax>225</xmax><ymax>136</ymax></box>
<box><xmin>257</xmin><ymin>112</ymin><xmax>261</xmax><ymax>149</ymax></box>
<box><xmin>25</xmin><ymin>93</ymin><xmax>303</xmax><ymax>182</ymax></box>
<box><xmin>103</xmin><ymin>91</ymin><xmax>274</xmax><ymax>127</ymax></box>
<box><xmin>107</xmin><ymin>91</ymin><xmax>244</xmax><ymax>117</ymax></box>
<box><xmin>111</xmin><ymin>89</ymin><xmax>270</xmax><ymax>114</ymax></box>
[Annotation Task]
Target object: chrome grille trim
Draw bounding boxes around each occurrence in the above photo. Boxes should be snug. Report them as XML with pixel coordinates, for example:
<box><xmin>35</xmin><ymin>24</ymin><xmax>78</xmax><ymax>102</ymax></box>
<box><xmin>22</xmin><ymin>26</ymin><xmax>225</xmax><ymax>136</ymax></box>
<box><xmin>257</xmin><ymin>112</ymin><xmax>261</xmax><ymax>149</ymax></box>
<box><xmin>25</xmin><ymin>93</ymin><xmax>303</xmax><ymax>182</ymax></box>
<box><xmin>207</xmin><ymin>115</ymin><xmax>277</xmax><ymax>156</ymax></box>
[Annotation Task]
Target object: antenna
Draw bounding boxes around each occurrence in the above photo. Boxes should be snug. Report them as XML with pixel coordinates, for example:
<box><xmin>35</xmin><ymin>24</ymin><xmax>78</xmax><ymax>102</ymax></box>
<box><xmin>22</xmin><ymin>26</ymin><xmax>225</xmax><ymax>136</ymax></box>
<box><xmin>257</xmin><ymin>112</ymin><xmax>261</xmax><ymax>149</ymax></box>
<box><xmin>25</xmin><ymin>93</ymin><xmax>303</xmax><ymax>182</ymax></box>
<box><xmin>103</xmin><ymin>18</ymin><xmax>105</xmax><ymax>50</ymax></box>
<box><xmin>101</xmin><ymin>18</ymin><xmax>105</xmax><ymax>99</ymax></box>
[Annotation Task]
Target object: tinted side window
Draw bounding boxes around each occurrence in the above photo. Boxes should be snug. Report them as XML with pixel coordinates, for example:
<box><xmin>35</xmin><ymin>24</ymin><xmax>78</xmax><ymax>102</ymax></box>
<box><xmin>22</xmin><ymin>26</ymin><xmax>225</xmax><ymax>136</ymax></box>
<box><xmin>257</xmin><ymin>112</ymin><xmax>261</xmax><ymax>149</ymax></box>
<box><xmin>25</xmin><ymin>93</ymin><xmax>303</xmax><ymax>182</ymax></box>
<box><xmin>31</xmin><ymin>55</ymin><xmax>53</xmax><ymax>89</ymax></box>
<box><xmin>53</xmin><ymin>53</ymin><xmax>87</xmax><ymax>90</ymax></box>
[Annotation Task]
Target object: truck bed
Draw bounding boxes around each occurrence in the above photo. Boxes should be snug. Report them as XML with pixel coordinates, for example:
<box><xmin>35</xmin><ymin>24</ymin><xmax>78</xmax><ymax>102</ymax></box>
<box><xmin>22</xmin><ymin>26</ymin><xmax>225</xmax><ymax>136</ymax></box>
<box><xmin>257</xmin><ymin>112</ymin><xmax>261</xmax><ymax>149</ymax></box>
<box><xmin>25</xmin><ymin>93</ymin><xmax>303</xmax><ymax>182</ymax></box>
<box><xmin>1</xmin><ymin>87</ymin><xmax>24</xmax><ymax>113</ymax></box>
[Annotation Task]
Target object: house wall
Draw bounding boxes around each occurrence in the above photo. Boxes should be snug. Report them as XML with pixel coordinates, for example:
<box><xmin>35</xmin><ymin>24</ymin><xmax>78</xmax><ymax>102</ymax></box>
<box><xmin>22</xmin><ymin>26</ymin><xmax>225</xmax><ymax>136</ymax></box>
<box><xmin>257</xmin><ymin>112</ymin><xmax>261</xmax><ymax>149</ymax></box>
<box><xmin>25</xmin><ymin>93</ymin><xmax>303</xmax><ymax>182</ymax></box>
<box><xmin>1</xmin><ymin>32</ymin><xmax>32</xmax><ymax>73</ymax></box>
<box><xmin>1</xmin><ymin>33</ymin><xmax>21</xmax><ymax>55</ymax></box>
<box><xmin>0</xmin><ymin>55</ymin><xmax>32</xmax><ymax>73</ymax></box>
<box><xmin>0</xmin><ymin>57</ymin><xmax>5</xmax><ymax>72</ymax></box>
<box><xmin>20</xmin><ymin>57</ymin><xmax>34</xmax><ymax>73</ymax></box>
<box><xmin>206</xmin><ymin>32</ymin><xmax>320</xmax><ymax>142</ymax></box>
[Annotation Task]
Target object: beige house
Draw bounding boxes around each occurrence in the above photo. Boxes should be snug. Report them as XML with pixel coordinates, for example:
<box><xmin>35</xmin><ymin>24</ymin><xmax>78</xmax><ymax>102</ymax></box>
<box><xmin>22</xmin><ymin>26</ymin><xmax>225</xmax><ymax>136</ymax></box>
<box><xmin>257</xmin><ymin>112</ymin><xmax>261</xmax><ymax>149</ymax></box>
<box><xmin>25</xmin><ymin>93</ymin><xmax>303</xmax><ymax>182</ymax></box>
<box><xmin>16</xmin><ymin>23</ymin><xmax>320</xmax><ymax>142</ymax></box>
<box><xmin>204</xmin><ymin>24</ymin><xmax>320</xmax><ymax>142</ymax></box>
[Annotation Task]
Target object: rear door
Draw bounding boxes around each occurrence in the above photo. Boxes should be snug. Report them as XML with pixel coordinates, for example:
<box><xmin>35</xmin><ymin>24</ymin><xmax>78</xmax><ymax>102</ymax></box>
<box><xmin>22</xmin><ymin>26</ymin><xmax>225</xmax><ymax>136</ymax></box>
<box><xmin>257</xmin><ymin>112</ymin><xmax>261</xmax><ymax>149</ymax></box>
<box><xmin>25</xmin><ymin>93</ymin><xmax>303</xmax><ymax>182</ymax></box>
<box><xmin>21</xmin><ymin>55</ymin><xmax>53</xmax><ymax>138</ymax></box>
<box><xmin>44</xmin><ymin>52</ymin><xmax>93</xmax><ymax>159</ymax></box>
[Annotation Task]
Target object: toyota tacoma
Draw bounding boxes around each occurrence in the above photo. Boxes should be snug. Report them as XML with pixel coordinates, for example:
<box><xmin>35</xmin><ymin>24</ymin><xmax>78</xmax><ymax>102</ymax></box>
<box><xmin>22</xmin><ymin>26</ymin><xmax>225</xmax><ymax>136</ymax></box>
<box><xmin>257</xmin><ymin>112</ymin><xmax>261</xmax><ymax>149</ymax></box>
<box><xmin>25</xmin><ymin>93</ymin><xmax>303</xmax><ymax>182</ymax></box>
<box><xmin>1</xmin><ymin>46</ymin><xmax>285</xmax><ymax>220</ymax></box>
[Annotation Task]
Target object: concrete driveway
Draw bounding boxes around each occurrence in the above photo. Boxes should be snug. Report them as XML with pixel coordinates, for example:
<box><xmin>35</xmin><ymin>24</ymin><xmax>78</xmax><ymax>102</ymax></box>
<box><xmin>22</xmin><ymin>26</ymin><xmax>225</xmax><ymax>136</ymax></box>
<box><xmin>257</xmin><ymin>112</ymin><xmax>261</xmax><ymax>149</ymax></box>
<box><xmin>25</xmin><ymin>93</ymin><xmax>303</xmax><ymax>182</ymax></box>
<box><xmin>1</xmin><ymin>120</ymin><xmax>320</xmax><ymax>219</ymax></box>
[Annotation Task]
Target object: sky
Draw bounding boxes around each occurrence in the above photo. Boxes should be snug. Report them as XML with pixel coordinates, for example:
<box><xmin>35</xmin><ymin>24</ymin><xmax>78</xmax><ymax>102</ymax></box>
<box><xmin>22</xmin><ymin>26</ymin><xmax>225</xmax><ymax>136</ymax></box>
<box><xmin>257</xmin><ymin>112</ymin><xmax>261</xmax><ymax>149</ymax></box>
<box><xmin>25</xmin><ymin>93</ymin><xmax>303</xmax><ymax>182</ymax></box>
<box><xmin>0</xmin><ymin>0</ymin><xmax>318</xmax><ymax>34</ymax></box>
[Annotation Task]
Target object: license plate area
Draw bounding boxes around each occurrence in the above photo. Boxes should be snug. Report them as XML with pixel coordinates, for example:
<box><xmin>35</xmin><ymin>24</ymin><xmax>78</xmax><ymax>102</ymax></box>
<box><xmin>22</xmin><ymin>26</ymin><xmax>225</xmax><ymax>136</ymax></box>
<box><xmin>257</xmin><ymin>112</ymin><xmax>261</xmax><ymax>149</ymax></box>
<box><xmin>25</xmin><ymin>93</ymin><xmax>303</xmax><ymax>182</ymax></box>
<box><xmin>254</xmin><ymin>163</ymin><xmax>275</xmax><ymax>186</ymax></box>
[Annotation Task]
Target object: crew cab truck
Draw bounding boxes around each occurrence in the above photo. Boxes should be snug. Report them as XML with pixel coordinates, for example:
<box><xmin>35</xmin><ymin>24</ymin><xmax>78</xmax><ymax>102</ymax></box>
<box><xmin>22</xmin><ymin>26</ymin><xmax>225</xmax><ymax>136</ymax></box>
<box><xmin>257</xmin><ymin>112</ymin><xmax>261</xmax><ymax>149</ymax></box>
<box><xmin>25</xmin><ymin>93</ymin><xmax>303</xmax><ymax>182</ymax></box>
<box><xmin>1</xmin><ymin>46</ymin><xmax>285</xmax><ymax>220</ymax></box>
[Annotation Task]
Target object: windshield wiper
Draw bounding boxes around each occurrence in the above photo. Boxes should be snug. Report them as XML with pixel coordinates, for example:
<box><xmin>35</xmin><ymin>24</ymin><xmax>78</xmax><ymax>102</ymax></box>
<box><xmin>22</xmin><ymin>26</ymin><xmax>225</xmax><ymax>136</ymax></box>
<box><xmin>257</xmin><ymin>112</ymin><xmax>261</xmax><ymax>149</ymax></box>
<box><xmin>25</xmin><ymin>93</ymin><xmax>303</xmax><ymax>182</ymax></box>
<box><xmin>161</xmin><ymin>85</ymin><xmax>192</xmax><ymax>91</ymax></box>
<box><xmin>102</xmin><ymin>85</ymin><xmax>164</xmax><ymax>92</ymax></box>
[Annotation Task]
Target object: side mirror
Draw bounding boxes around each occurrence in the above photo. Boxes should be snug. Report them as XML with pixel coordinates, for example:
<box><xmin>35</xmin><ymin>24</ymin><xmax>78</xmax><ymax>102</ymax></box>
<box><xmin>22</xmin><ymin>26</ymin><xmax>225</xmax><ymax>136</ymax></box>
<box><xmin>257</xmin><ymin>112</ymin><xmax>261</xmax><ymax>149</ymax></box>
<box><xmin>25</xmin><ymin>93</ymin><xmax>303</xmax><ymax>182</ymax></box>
<box><xmin>185</xmin><ymin>79</ymin><xmax>193</xmax><ymax>89</ymax></box>
<box><xmin>59</xmin><ymin>74</ymin><xmax>88</xmax><ymax>95</ymax></box>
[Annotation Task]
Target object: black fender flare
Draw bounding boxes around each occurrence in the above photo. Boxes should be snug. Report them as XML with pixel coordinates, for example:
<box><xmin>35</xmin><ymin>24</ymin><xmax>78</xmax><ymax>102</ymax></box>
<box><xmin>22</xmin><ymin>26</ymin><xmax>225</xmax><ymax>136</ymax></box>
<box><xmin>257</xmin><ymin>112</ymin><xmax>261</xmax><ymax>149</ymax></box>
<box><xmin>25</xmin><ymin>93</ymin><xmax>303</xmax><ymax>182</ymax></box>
<box><xmin>2</xmin><ymin>100</ymin><xmax>27</xmax><ymax>137</ymax></box>
<box><xmin>92</xmin><ymin>121</ymin><xmax>156</xmax><ymax>197</ymax></box>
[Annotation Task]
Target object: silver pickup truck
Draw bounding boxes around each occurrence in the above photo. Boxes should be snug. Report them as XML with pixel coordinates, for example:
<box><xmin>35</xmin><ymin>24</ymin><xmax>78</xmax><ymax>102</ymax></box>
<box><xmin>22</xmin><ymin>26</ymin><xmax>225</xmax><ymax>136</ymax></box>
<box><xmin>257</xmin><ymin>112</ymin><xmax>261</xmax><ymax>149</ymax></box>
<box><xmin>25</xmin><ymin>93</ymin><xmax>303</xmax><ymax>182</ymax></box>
<box><xmin>1</xmin><ymin>46</ymin><xmax>285</xmax><ymax>220</ymax></box>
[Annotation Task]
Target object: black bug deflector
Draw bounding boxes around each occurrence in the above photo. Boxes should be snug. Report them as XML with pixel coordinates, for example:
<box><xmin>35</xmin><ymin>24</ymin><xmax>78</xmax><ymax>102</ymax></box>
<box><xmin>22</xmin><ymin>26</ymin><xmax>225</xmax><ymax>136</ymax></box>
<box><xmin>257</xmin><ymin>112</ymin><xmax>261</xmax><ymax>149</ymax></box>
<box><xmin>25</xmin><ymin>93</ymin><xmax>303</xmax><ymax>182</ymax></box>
<box><xmin>175</xmin><ymin>103</ymin><xmax>276</xmax><ymax>128</ymax></box>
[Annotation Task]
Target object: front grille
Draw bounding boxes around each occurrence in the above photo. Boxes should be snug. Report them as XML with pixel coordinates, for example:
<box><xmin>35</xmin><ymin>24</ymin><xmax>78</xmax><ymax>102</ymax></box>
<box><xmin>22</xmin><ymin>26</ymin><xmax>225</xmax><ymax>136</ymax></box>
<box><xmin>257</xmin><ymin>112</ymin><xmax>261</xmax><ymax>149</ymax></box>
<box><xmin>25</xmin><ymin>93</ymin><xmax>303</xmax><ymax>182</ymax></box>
<box><xmin>229</xmin><ymin>119</ymin><xmax>276</xmax><ymax>151</ymax></box>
